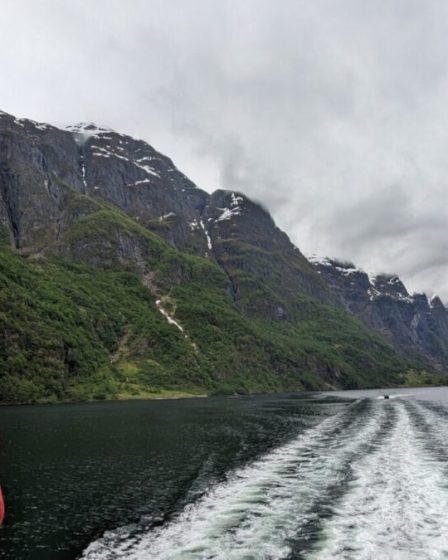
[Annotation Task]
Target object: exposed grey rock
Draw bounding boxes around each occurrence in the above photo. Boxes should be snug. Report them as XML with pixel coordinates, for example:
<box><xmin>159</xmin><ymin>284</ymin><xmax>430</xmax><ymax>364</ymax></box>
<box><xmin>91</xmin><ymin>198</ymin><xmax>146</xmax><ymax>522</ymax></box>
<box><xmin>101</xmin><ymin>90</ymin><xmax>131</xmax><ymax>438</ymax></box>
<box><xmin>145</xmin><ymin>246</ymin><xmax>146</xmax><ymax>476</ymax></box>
<box><xmin>0</xmin><ymin>111</ymin><xmax>84</xmax><ymax>250</ymax></box>
<box><xmin>311</xmin><ymin>257</ymin><xmax>448</xmax><ymax>369</ymax></box>
<box><xmin>2</xmin><ymin>109</ymin><xmax>448</xmax><ymax>368</ymax></box>
<box><xmin>76</xmin><ymin>124</ymin><xmax>209</xmax><ymax>249</ymax></box>
<box><xmin>202</xmin><ymin>189</ymin><xmax>334</xmax><ymax>318</ymax></box>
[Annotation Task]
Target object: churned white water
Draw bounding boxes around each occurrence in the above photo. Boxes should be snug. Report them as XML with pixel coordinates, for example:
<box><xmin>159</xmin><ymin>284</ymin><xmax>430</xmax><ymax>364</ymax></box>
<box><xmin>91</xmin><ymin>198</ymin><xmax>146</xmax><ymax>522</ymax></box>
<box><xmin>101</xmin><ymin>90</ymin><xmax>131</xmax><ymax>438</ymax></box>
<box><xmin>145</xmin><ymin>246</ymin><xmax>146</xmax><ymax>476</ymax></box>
<box><xmin>310</xmin><ymin>401</ymin><xmax>448</xmax><ymax>560</ymax></box>
<box><xmin>81</xmin><ymin>398</ymin><xmax>448</xmax><ymax>560</ymax></box>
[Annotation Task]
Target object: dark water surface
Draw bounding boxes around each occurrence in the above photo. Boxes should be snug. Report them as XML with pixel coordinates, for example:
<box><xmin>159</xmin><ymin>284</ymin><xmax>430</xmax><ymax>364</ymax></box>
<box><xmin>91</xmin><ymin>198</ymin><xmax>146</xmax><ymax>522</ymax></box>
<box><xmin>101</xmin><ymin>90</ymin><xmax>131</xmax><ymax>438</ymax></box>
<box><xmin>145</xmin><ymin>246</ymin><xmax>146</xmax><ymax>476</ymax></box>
<box><xmin>1</xmin><ymin>387</ymin><xmax>448</xmax><ymax>559</ymax></box>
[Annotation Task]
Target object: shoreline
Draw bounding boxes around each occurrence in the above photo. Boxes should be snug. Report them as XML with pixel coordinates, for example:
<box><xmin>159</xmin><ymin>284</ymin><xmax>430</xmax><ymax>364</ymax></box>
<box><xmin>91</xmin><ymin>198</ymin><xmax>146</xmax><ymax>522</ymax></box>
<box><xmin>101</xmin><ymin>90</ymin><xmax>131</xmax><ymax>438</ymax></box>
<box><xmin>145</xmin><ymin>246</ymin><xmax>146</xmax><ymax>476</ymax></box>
<box><xmin>0</xmin><ymin>382</ymin><xmax>446</xmax><ymax>407</ymax></box>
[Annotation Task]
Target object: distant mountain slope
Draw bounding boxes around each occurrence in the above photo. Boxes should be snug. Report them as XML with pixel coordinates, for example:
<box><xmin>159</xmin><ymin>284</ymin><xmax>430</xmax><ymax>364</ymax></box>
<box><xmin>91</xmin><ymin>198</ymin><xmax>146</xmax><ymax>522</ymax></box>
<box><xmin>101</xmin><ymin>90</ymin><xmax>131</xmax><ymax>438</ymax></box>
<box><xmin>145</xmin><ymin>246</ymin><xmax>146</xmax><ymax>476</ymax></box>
<box><xmin>0</xmin><ymin>110</ymin><xmax>442</xmax><ymax>403</ymax></box>
<box><xmin>310</xmin><ymin>257</ymin><xmax>448</xmax><ymax>369</ymax></box>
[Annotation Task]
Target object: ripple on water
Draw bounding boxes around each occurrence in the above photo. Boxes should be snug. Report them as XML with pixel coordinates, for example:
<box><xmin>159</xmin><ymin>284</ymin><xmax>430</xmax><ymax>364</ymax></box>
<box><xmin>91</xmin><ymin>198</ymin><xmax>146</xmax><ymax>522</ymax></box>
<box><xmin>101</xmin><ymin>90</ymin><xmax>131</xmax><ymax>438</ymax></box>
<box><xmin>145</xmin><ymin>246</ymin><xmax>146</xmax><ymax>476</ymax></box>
<box><xmin>82</xmin><ymin>400</ymin><xmax>392</xmax><ymax>560</ymax></box>
<box><xmin>81</xmin><ymin>398</ymin><xmax>448</xmax><ymax>560</ymax></box>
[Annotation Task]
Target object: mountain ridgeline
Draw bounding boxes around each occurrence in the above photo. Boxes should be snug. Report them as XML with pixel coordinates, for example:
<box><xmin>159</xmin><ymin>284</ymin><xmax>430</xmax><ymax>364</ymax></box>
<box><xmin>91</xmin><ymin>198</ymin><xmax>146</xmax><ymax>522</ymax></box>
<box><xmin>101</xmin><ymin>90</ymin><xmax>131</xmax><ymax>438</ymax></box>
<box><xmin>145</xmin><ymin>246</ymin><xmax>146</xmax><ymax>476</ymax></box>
<box><xmin>0</xmin><ymin>110</ymin><xmax>445</xmax><ymax>403</ymax></box>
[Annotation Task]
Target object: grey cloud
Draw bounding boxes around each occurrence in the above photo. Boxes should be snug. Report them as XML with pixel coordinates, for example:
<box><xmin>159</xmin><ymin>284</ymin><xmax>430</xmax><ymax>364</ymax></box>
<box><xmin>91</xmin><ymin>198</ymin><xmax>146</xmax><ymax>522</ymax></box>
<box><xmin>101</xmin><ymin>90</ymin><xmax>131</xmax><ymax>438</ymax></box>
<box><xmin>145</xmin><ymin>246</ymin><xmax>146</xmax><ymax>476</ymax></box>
<box><xmin>2</xmin><ymin>0</ymin><xmax>448</xmax><ymax>297</ymax></box>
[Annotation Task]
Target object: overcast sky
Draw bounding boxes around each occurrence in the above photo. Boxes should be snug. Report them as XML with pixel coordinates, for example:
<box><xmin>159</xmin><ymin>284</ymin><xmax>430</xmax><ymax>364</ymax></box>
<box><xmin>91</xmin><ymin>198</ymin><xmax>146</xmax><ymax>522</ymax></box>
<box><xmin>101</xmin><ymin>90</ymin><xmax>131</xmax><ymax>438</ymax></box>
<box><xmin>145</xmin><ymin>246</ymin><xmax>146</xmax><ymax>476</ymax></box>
<box><xmin>2</xmin><ymin>0</ymin><xmax>448</xmax><ymax>298</ymax></box>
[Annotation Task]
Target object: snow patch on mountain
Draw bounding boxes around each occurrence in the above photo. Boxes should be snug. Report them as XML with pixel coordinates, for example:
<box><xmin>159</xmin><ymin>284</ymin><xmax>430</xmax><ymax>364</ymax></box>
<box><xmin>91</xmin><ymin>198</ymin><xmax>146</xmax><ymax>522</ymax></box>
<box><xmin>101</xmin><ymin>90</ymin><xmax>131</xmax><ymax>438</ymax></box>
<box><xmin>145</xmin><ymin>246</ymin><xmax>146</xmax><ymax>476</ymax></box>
<box><xmin>200</xmin><ymin>219</ymin><xmax>213</xmax><ymax>250</ymax></box>
<box><xmin>429</xmin><ymin>295</ymin><xmax>446</xmax><ymax>310</ymax></box>
<box><xmin>307</xmin><ymin>254</ymin><xmax>331</xmax><ymax>266</ymax></box>
<box><xmin>66</xmin><ymin>123</ymin><xmax>115</xmax><ymax>145</ymax></box>
<box><xmin>308</xmin><ymin>254</ymin><xmax>419</xmax><ymax>304</ymax></box>
<box><xmin>188</xmin><ymin>219</ymin><xmax>212</xmax><ymax>252</ymax></box>
<box><xmin>0</xmin><ymin>112</ymin><xmax>56</xmax><ymax>132</ymax></box>
<box><xmin>216</xmin><ymin>192</ymin><xmax>244</xmax><ymax>222</ymax></box>
<box><xmin>367</xmin><ymin>287</ymin><xmax>381</xmax><ymax>301</ymax></box>
<box><xmin>308</xmin><ymin>255</ymin><xmax>362</xmax><ymax>276</ymax></box>
<box><xmin>134</xmin><ymin>157</ymin><xmax>161</xmax><ymax>178</ymax></box>
<box><xmin>158</xmin><ymin>212</ymin><xmax>176</xmax><ymax>221</ymax></box>
<box><xmin>19</xmin><ymin>118</ymin><xmax>54</xmax><ymax>132</ymax></box>
<box><xmin>86</xmin><ymin>141</ymin><xmax>161</xmax><ymax>180</ymax></box>
<box><xmin>128</xmin><ymin>179</ymin><xmax>151</xmax><ymax>188</ymax></box>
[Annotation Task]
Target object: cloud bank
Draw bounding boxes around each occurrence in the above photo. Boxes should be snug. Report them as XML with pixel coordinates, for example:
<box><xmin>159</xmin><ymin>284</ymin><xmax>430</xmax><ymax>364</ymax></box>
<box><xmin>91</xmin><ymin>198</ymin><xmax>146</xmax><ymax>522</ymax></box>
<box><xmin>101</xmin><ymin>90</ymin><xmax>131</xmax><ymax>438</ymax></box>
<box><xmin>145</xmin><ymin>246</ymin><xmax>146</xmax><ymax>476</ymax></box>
<box><xmin>2</xmin><ymin>0</ymin><xmax>448</xmax><ymax>297</ymax></box>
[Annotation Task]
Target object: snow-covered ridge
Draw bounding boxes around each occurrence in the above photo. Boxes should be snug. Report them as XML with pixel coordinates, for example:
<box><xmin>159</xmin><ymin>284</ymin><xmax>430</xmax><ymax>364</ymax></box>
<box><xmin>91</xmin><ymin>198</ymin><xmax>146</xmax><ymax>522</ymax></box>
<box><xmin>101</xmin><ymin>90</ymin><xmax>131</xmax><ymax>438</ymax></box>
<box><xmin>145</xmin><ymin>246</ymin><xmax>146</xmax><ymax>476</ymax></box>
<box><xmin>2</xmin><ymin>113</ymin><xmax>116</xmax><ymax>139</ymax></box>
<box><xmin>374</xmin><ymin>274</ymin><xmax>414</xmax><ymax>303</ymax></box>
<box><xmin>308</xmin><ymin>255</ymin><xmax>363</xmax><ymax>276</ymax></box>
<box><xmin>1</xmin><ymin>112</ymin><xmax>186</xmax><ymax>191</ymax></box>
<box><xmin>367</xmin><ymin>271</ymin><xmax>377</xmax><ymax>285</ymax></box>
<box><xmin>18</xmin><ymin>118</ymin><xmax>53</xmax><ymax>131</ymax></box>
<box><xmin>307</xmin><ymin>254</ymin><xmax>332</xmax><ymax>266</ymax></box>
<box><xmin>66</xmin><ymin>122</ymin><xmax>115</xmax><ymax>144</ymax></box>
<box><xmin>0</xmin><ymin>111</ymin><xmax>55</xmax><ymax>132</ymax></box>
<box><xmin>66</xmin><ymin>124</ymin><xmax>182</xmax><ymax>181</ymax></box>
<box><xmin>429</xmin><ymin>295</ymin><xmax>446</xmax><ymax>310</ymax></box>
<box><xmin>308</xmin><ymin>254</ymin><xmax>422</xmax><ymax>305</ymax></box>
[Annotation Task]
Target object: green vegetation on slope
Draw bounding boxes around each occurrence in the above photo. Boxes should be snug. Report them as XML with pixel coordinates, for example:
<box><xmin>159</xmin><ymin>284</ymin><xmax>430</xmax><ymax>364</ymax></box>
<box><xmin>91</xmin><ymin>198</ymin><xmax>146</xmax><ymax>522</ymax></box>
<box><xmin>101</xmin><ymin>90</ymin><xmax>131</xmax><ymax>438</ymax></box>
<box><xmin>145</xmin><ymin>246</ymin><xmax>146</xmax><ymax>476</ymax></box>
<box><xmin>0</xmin><ymin>246</ymin><xmax>203</xmax><ymax>402</ymax></box>
<box><xmin>0</xmin><ymin>185</ymin><xmax>416</xmax><ymax>404</ymax></box>
<box><xmin>0</xmin><ymin>240</ymin><xmax>411</xmax><ymax>403</ymax></box>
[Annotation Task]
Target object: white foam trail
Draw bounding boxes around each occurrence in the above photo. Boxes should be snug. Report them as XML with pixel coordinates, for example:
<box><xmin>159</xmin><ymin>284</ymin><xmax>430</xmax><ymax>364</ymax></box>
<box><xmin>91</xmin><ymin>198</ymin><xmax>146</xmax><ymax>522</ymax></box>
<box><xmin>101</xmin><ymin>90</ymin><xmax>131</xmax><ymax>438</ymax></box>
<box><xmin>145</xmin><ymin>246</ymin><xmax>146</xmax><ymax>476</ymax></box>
<box><xmin>82</xmin><ymin>402</ymin><xmax>385</xmax><ymax>560</ymax></box>
<box><xmin>405</xmin><ymin>399</ymin><xmax>448</xmax><ymax>457</ymax></box>
<box><xmin>310</xmin><ymin>400</ymin><xmax>448</xmax><ymax>560</ymax></box>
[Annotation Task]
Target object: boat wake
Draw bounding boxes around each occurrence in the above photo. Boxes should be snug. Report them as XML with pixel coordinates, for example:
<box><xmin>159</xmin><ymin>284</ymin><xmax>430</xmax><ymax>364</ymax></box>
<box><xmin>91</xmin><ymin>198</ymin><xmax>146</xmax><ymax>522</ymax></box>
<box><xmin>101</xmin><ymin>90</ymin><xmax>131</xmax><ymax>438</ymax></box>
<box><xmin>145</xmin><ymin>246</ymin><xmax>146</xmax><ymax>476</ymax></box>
<box><xmin>81</xmin><ymin>398</ymin><xmax>448</xmax><ymax>560</ymax></box>
<box><xmin>310</xmin><ymin>400</ymin><xmax>448</xmax><ymax>559</ymax></box>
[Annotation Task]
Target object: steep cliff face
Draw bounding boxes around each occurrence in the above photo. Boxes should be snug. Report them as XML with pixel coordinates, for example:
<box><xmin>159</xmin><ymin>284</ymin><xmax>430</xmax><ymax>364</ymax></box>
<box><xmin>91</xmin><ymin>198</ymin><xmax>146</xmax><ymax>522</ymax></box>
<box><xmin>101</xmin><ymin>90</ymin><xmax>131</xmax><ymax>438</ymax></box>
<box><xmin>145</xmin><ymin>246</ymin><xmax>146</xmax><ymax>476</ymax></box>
<box><xmin>0</xmin><ymin>113</ymin><xmax>210</xmax><ymax>256</ymax></box>
<box><xmin>0</xmin><ymin>111</ymin><xmax>84</xmax><ymax>249</ymax></box>
<box><xmin>0</xmin><ymin>110</ymin><xmax>443</xmax><ymax>403</ymax></box>
<box><xmin>311</xmin><ymin>257</ymin><xmax>448</xmax><ymax>368</ymax></box>
<box><xmin>67</xmin><ymin>123</ymin><xmax>209</xmax><ymax>250</ymax></box>
<box><xmin>202</xmin><ymin>190</ymin><xmax>334</xmax><ymax>318</ymax></box>
<box><xmin>0</xmin><ymin>112</ymin><xmax>330</xmax><ymax>313</ymax></box>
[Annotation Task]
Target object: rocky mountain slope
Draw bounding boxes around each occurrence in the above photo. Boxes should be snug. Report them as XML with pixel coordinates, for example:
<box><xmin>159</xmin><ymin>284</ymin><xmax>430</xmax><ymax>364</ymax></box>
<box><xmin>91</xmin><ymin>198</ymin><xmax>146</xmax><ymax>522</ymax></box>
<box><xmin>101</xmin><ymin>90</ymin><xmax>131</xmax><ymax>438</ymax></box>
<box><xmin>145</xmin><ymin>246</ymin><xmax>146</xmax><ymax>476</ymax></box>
<box><xmin>310</xmin><ymin>257</ymin><xmax>448</xmax><ymax>368</ymax></box>
<box><xmin>0</xmin><ymin>110</ymin><xmax>443</xmax><ymax>403</ymax></box>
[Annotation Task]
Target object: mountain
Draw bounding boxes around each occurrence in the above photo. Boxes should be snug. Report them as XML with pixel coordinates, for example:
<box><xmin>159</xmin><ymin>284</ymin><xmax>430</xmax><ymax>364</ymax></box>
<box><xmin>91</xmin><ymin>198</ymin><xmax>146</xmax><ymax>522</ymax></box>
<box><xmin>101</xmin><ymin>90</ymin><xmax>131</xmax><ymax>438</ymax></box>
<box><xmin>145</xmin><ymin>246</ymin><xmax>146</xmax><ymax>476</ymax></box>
<box><xmin>0</xmin><ymin>110</ymin><xmax>442</xmax><ymax>403</ymax></box>
<box><xmin>310</xmin><ymin>257</ymin><xmax>448</xmax><ymax>369</ymax></box>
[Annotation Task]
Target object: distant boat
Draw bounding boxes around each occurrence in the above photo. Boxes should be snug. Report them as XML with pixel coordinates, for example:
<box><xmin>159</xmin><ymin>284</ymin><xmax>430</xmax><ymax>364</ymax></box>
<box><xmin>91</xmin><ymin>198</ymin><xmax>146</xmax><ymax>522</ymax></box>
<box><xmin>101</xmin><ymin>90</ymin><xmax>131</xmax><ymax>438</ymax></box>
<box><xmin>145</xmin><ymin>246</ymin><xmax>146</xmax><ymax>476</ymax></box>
<box><xmin>383</xmin><ymin>394</ymin><xmax>390</xmax><ymax>399</ymax></box>
<box><xmin>0</xmin><ymin>486</ymin><xmax>4</xmax><ymax>526</ymax></box>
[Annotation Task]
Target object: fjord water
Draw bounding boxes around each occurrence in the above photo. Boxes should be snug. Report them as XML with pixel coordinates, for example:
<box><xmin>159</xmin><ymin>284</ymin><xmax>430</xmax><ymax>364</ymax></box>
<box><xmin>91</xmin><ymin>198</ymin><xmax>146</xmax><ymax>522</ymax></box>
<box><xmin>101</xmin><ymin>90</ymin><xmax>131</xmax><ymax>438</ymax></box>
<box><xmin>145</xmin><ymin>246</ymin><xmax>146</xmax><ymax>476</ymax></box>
<box><xmin>1</xmin><ymin>389</ymin><xmax>448</xmax><ymax>559</ymax></box>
